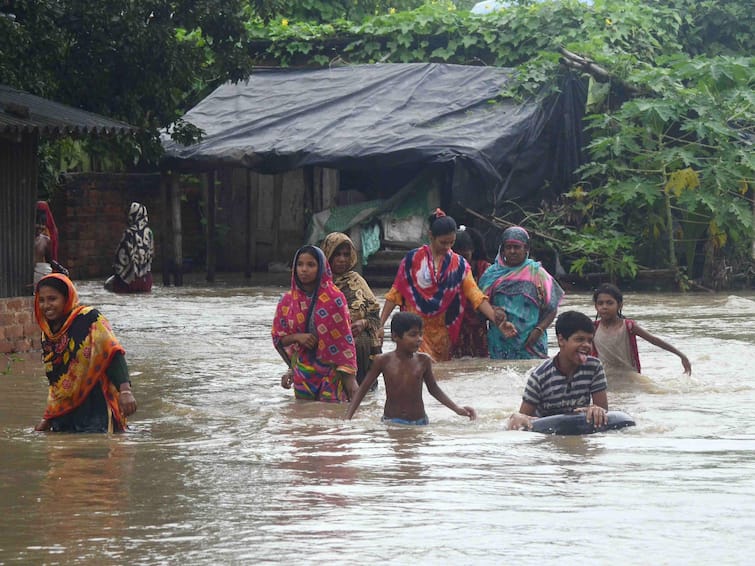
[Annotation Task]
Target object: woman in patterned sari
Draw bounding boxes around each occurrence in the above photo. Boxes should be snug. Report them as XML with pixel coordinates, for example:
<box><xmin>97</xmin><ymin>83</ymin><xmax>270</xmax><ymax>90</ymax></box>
<box><xmin>321</xmin><ymin>232</ymin><xmax>382</xmax><ymax>386</ymax></box>
<box><xmin>272</xmin><ymin>245</ymin><xmax>359</xmax><ymax>402</ymax></box>
<box><xmin>34</xmin><ymin>274</ymin><xmax>137</xmax><ymax>432</ymax></box>
<box><xmin>379</xmin><ymin>209</ymin><xmax>509</xmax><ymax>362</ymax></box>
<box><xmin>479</xmin><ymin>226</ymin><xmax>565</xmax><ymax>360</ymax></box>
<box><xmin>106</xmin><ymin>202</ymin><xmax>154</xmax><ymax>293</ymax></box>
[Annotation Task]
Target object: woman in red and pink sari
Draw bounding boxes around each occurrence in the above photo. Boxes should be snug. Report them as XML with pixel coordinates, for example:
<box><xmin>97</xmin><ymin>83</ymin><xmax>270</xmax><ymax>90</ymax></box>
<box><xmin>380</xmin><ymin>209</ymin><xmax>508</xmax><ymax>362</ymax></box>
<box><xmin>272</xmin><ymin>245</ymin><xmax>358</xmax><ymax>402</ymax></box>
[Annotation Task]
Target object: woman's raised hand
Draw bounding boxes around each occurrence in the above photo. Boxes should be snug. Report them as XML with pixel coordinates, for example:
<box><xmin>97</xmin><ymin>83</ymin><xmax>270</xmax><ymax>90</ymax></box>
<box><xmin>493</xmin><ymin>306</ymin><xmax>507</xmax><ymax>325</ymax></box>
<box><xmin>498</xmin><ymin>321</ymin><xmax>518</xmax><ymax>338</ymax></box>
<box><xmin>296</xmin><ymin>333</ymin><xmax>318</xmax><ymax>350</ymax></box>
<box><xmin>119</xmin><ymin>389</ymin><xmax>138</xmax><ymax>417</ymax></box>
<box><xmin>351</xmin><ymin>319</ymin><xmax>365</xmax><ymax>336</ymax></box>
<box><xmin>280</xmin><ymin>369</ymin><xmax>294</xmax><ymax>389</ymax></box>
<box><xmin>493</xmin><ymin>308</ymin><xmax>517</xmax><ymax>338</ymax></box>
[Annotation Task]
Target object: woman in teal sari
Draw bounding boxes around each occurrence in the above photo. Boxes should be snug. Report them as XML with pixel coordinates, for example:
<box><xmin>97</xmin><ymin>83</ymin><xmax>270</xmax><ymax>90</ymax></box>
<box><xmin>478</xmin><ymin>226</ymin><xmax>564</xmax><ymax>359</ymax></box>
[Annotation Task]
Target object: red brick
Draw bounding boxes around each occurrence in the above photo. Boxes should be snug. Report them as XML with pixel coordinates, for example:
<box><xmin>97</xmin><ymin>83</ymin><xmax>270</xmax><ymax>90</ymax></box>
<box><xmin>18</xmin><ymin>314</ymin><xmax>34</xmax><ymax>326</ymax></box>
<box><xmin>3</xmin><ymin>298</ymin><xmax>27</xmax><ymax>310</ymax></box>
<box><xmin>13</xmin><ymin>338</ymin><xmax>34</xmax><ymax>353</ymax></box>
<box><xmin>5</xmin><ymin>325</ymin><xmax>23</xmax><ymax>339</ymax></box>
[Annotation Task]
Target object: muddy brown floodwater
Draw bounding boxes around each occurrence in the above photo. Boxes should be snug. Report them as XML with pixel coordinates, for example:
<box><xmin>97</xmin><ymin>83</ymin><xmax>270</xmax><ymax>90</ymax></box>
<box><xmin>2</xmin><ymin>277</ymin><xmax>754</xmax><ymax>564</ymax></box>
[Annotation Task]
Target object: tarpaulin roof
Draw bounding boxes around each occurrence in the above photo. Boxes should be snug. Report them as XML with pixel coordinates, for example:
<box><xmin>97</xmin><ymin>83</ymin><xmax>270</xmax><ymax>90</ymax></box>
<box><xmin>162</xmin><ymin>63</ymin><xmax>585</xmax><ymax>208</ymax></box>
<box><xmin>0</xmin><ymin>84</ymin><xmax>139</xmax><ymax>136</ymax></box>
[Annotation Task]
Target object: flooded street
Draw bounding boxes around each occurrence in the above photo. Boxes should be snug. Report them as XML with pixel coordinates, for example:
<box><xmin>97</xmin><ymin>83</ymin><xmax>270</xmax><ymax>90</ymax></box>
<box><xmin>2</xmin><ymin>277</ymin><xmax>755</xmax><ymax>564</ymax></box>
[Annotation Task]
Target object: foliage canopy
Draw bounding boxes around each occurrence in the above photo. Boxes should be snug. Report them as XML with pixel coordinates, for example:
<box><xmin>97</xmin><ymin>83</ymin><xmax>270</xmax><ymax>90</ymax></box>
<box><xmin>1</xmin><ymin>0</ymin><xmax>752</xmax><ymax>287</ymax></box>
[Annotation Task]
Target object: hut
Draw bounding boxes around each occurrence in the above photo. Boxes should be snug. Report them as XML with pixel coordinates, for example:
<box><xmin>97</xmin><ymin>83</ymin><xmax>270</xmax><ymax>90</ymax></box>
<box><xmin>0</xmin><ymin>84</ymin><xmax>138</xmax><ymax>353</ymax></box>
<box><xmin>160</xmin><ymin>62</ymin><xmax>586</xmax><ymax>284</ymax></box>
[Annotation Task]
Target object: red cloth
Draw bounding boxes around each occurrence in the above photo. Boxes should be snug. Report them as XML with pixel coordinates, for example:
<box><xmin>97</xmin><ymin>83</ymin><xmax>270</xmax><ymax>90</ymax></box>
<box><xmin>272</xmin><ymin>246</ymin><xmax>357</xmax><ymax>374</ymax></box>
<box><xmin>390</xmin><ymin>244</ymin><xmax>470</xmax><ymax>345</ymax></box>
<box><xmin>36</xmin><ymin>201</ymin><xmax>59</xmax><ymax>261</ymax></box>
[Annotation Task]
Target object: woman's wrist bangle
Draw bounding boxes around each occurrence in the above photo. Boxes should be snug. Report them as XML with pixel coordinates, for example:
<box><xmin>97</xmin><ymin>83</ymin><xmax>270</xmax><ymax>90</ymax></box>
<box><xmin>532</xmin><ymin>326</ymin><xmax>543</xmax><ymax>334</ymax></box>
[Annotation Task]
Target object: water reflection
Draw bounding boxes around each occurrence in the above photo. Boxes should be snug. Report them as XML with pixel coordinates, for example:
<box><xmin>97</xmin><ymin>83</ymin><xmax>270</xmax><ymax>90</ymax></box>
<box><xmin>15</xmin><ymin>438</ymin><xmax>136</xmax><ymax>562</ymax></box>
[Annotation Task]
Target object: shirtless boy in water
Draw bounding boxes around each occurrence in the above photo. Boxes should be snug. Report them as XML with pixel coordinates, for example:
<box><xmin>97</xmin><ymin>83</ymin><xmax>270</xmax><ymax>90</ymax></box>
<box><xmin>346</xmin><ymin>312</ymin><xmax>476</xmax><ymax>424</ymax></box>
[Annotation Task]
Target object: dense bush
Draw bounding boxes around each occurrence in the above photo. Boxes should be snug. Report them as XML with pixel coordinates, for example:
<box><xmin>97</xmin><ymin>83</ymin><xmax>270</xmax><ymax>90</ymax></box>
<box><xmin>2</xmin><ymin>1</ymin><xmax>752</xmax><ymax>286</ymax></box>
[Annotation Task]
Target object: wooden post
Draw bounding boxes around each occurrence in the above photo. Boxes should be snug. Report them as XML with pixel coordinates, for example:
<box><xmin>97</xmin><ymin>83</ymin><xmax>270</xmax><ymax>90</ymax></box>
<box><xmin>272</xmin><ymin>174</ymin><xmax>283</xmax><ymax>261</ymax></box>
<box><xmin>169</xmin><ymin>172</ymin><xmax>184</xmax><ymax>286</ymax></box>
<box><xmin>160</xmin><ymin>172</ymin><xmax>172</xmax><ymax>286</ymax></box>
<box><xmin>244</xmin><ymin>169</ymin><xmax>258</xmax><ymax>278</ymax></box>
<box><xmin>204</xmin><ymin>171</ymin><xmax>216</xmax><ymax>282</ymax></box>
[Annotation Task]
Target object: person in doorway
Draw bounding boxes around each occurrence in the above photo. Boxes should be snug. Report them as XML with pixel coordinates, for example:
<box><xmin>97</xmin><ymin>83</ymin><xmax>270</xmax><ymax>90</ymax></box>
<box><xmin>321</xmin><ymin>232</ymin><xmax>382</xmax><ymax>387</ymax></box>
<box><xmin>273</xmin><ymin>245</ymin><xmax>359</xmax><ymax>403</ymax></box>
<box><xmin>479</xmin><ymin>225</ymin><xmax>564</xmax><ymax>359</ymax></box>
<box><xmin>34</xmin><ymin>204</ymin><xmax>69</xmax><ymax>288</ymax></box>
<box><xmin>508</xmin><ymin>310</ymin><xmax>607</xmax><ymax>430</ymax></box>
<box><xmin>33</xmin><ymin>273</ymin><xmax>137</xmax><ymax>432</ymax></box>
<box><xmin>346</xmin><ymin>312</ymin><xmax>476</xmax><ymax>424</ymax></box>
<box><xmin>34</xmin><ymin>208</ymin><xmax>53</xmax><ymax>287</ymax></box>
<box><xmin>36</xmin><ymin>201</ymin><xmax>59</xmax><ymax>261</ymax></box>
<box><xmin>105</xmin><ymin>202</ymin><xmax>154</xmax><ymax>293</ymax></box>
<box><xmin>380</xmin><ymin>209</ymin><xmax>512</xmax><ymax>362</ymax></box>
<box><xmin>450</xmin><ymin>226</ymin><xmax>491</xmax><ymax>358</ymax></box>
<box><xmin>592</xmin><ymin>283</ymin><xmax>692</xmax><ymax>378</ymax></box>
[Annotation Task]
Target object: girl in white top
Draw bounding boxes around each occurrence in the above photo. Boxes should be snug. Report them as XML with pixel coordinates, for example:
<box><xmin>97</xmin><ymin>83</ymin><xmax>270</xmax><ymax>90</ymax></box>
<box><xmin>592</xmin><ymin>283</ymin><xmax>691</xmax><ymax>379</ymax></box>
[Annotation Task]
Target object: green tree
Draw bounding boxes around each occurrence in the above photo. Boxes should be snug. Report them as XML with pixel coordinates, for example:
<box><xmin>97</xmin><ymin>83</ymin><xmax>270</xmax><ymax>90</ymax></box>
<box><xmin>242</xmin><ymin>0</ymin><xmax>754</xmax><ymax>287</ymax></box>
<box><xmin>2</xmin><ymin>0</ymin><xmax>752</xmax><ymax>285</ymax></box>
<box><xmin>1</xmin><ymin>0</ymin><xmax>254</xmax><ymax>165</ymax></box>
<box><xmin>575</xmin><ymin>55</ymin><xmax>753</xmax><ymax>287</ymax></box>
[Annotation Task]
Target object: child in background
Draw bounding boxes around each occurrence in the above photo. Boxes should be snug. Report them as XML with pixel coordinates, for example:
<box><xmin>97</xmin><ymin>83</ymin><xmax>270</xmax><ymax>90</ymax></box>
<box><xmin>34</xmin><ymin>211</ymin><xmax>53</xmax><ymax>286</ymax></box>
<box><xmin>379</xmin><ymin>208</ymin><xmax>508</xmax><ymax>362</ymax></box>
<box><xmin>592</xmin><ymin>283</ymin><xmax>692</xmax><ymax>378</ymax></box>
<box><xmin>272</xmin><ymin>245</ymin><xmax>359</xmax><ymax>403</ymax></box>
<box><xmin>451</xmin><ymin>226</ymin><xmax>491</xmax><ymax>358</ymax></box>
<box><xmin>508</xmin><ymin>310</ymin><xmax>607</xmax><ymax>430</ymax></box>
<box><xmin>346</xmin><ymin>312</ymin><xmax>476</xmax><ymax>425</ymax></box>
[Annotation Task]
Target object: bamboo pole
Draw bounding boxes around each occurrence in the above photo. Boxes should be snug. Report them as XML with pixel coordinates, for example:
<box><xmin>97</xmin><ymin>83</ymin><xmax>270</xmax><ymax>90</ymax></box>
<box><xmin>169</xmin><ymin>172</ymin><xmax>183</xmax><ymax>286</ymax></box>
<box><xmin>244</xmin><ymin>169</ymin><xmax>257</xmax><ymax>278</ymax></box>
<box><xmin>204</xmin><ymin>171</ymin><xmax>216</xmax><ymax>283</ymax></box>
<box><xmin>159</xmin><ymin>172</ymin><xmax>171</xmax><ymax>286</ymax></box>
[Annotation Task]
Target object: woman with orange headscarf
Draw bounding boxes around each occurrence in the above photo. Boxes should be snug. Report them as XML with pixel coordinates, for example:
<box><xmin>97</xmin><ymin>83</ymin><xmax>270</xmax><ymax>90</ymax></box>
<box><xmin>34</xmin><ymin>274</ymin><xmax>137</xmax><ymax>432</ymax></box>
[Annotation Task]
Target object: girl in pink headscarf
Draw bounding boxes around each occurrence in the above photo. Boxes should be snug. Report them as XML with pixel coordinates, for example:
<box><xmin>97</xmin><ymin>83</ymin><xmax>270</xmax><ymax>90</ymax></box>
<box><xmin>272</xmin><ymin>245</ymin><xmax>359</xmax><ymax>403</ymax></box>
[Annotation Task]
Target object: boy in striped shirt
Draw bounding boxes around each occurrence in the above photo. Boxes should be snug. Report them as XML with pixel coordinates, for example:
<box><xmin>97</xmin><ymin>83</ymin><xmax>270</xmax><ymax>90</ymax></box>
<box><xmin>509</xmin><ymin>311</ymin><xmax>608</xmax><ymax>430</ymax></box>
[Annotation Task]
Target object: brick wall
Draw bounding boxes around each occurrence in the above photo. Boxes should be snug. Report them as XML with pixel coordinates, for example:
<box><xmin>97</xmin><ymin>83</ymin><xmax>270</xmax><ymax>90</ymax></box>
<box><xmin>53</xmin><ymin>173</ymin><xmax>162</xmax><ymax>279</ymax></box>
<box><xmin>2</xmin><ymin>173</ymin><xmax>166</xmax><ymax>354</ymax></box>
<box><xmin>0</xmin><ymin>296</ymin><xmax>37</xmax><ymax>353</ymax></box>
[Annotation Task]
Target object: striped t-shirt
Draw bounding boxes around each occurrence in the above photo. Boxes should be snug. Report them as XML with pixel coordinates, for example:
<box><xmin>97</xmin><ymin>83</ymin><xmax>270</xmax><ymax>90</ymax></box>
<box><xmin>523</xmin><ymin>356</ymin><xmax>607</xmax><ymax>417</ymax></box>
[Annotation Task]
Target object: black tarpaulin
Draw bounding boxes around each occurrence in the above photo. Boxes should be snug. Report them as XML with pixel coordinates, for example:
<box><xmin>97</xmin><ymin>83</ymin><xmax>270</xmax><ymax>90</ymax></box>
<box><xmin>162</xmin><ymin>63</ymin><xmax>585</xmax><ymax>209</ymax></box>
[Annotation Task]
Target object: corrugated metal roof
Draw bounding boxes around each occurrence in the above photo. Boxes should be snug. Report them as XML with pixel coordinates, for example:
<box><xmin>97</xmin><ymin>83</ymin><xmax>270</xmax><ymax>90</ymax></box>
<box><xmin>0</xmin><ymin>84</ymin><xmax>139</xmax><ymax>136</ymax></box>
